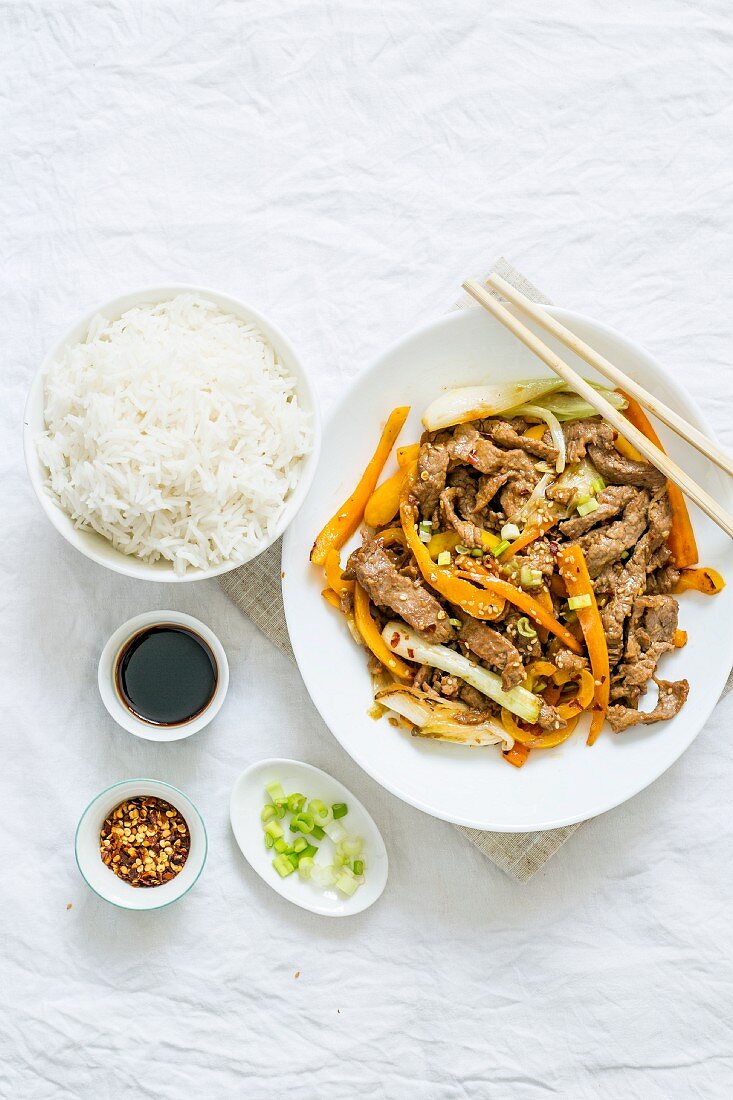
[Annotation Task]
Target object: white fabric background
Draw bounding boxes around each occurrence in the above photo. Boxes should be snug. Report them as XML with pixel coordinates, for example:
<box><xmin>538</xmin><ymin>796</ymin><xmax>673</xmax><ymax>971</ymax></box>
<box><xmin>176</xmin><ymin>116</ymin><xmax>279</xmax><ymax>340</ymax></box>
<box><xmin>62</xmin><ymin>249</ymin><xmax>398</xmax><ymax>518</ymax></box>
<box><xmin>2</xmin><ymin>1</ymin><xmax>732</xmax><ymax>1096</ymax></box>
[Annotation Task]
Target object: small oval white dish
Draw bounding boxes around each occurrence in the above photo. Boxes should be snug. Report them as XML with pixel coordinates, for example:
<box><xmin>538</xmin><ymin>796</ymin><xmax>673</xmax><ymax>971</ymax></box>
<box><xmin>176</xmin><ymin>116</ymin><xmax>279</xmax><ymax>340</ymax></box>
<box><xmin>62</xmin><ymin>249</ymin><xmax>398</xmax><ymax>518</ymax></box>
<box><xmin>75</xmin><ymin>778</ymin><xmax>208</xmax><ymax>910</ymax></box>
<box><xmin>24</xmin><ymin>284</ymin><xmax>321</xmax><ymax>582</ymax></box>
<box><xmin>98</xmin><ymin>611</ymin><xmax>229</xmax><ymax>742</ymax></box>
<box><xmin>230</xmin><ymin>759</ymin><xmax>388</xmax><ymax>917</ymax></box>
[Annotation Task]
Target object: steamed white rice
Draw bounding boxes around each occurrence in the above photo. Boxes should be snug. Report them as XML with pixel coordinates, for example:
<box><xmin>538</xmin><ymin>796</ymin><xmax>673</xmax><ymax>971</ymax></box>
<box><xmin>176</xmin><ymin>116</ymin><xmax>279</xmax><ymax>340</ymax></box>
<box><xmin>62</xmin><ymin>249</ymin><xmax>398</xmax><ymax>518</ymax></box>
<box><xmin>37</xmin><ymin>295</ymin><xmax>312</xmax><ymax>575</ymax></box>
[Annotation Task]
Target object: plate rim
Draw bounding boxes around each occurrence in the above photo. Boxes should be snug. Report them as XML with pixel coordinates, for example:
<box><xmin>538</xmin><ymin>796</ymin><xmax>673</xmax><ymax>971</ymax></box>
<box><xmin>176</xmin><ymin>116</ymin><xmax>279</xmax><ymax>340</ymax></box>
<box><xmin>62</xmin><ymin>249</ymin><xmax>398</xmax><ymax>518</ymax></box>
<box><xmin>283</xmin><ymin>304</ymin><xmax>733</xmax><ymax>831</ymax></box>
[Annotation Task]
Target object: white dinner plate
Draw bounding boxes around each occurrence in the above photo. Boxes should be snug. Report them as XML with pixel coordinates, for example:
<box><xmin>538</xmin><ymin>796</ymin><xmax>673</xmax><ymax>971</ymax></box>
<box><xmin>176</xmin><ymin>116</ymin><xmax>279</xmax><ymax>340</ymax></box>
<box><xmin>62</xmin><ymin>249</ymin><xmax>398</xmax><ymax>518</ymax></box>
<box><xmin>282</xmin><ymin>305</ymin><xmax>733</xmax><ymax>831</ymax></box>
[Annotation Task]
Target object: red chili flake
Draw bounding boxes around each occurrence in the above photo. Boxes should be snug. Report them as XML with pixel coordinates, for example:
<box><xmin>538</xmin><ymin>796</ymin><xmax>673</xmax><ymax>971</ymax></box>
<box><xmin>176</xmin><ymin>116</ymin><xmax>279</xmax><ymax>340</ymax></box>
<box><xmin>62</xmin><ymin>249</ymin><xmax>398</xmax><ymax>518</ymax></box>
<box><xmin>549</xmin><ymin>541</ymin><xmax>559</xmax><ymax>553</ymax></box>
<box><xmin>390</xmin><ymin>632</ymin><xmax>400</xmax><ymax>648</ymax></box>
<box><xmin>466</xmin><ymin>452</ymin><xmax>478</xmax><ymax>466</ymax></box>
<box><xmin>407</xmin><ymin>648</ymin><xmax>415</xmax><ymax>659</ymax></box>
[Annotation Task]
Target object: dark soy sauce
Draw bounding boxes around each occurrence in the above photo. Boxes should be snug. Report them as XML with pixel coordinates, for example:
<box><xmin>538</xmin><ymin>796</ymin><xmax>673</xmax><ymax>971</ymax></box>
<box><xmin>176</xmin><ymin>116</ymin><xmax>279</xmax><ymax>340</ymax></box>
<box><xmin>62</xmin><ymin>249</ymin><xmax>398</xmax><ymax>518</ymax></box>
<box><xmin>115</xmin><ymin>624</ymin><xmax>218</xmax><ymax>726</ymax></box>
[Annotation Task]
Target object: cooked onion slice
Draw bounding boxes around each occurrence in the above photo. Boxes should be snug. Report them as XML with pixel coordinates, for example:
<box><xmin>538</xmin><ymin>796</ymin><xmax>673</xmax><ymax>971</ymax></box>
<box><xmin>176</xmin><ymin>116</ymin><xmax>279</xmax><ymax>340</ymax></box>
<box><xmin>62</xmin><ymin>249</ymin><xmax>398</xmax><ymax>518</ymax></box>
<box><xmin>381</xmin><ymin>622</ymin><xmax>542</xmax><ymax>724</ymax></box>
<box><xmin>422</xmin><ymin>379</ymin><xmax>564</xmax><ymax>432</ymax></box>
<box><xmin>376</xmin><ymin>686</ymin><xmax>513</xmax><ymax>749</ymax></box>
<box><xmin>514</xmin><ymin>403</ymin><xmax>566</xmax><ymax>473</ymax></box>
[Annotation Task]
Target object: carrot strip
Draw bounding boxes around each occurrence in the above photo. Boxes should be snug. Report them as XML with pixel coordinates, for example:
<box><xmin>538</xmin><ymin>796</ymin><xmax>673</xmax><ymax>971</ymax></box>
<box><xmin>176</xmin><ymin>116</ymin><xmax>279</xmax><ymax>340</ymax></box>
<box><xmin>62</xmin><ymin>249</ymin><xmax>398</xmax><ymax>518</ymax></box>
<box><xmin>557</xmin><ymin>544</ymin><xmax>610</xmax><ymax>745</ymax></box>
<box><xmin>504</xmin><ymin>743</ymin><xmax>530</xmax><ymax>768</ymax></box>
<box><xmin>353</xmin><ymin>583</ymin><xmax>411</xmax><ymax>680</ymax></box>
<box><xmin>324</xmin><ymin>549</ymin><xmax>354</xmax><ymax>596</ymax></box>
<box><xmin>673</xmin><ymin>566</ymin><xmax>725</xmax><ymax>595</ymax></box>
<box><xmin>620</xmin><ymin>391</ymin><xmax>698</xmax><ymax>568</ymax></box>
<box><xmin>364</xmin><ymin>468</ymin><xmax>406</xmax><ymax>528</ymax></box>
<box><xmin>500</xmin><ymin>518</ymin><xmax>557</xmax><ymax>561</ymax></box>
<box><xmin>311</xmin><ymin>406</ymin><xmax>410</xmax><ymax>565</ymax></box>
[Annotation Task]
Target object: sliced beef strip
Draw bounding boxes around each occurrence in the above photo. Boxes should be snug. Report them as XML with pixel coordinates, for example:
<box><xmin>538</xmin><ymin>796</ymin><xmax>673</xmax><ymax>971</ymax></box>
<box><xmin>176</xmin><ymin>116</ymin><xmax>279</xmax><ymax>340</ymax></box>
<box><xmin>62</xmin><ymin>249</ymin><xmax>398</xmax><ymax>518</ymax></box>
<box><xmin>481</xmin><ymin>418</ymin><xmax>558</xmax><ymax>462</ymax></box>
<box><xmin>592</xmin><ymin>561</ymin><xmax>624</xmax><ymax>598</ymax></box>
<box><xmin>546</xmin><ymin>641</ymin><xmax>590</xmax><ymax>673</ymax></box>
<box><xmin>459</xmin><ymin>682</ymin><xmax>491</xmax><ymax>710</ymax></box>
<box><xmin>563</xmin><ymin>419</ymin><xmax>615</xmax><ymax>464</ymax></box>
<box><xmin>587</xmin><ymin>442</ymin><xmax>667</xmax><ymax>492</ymax></box>
<box><xmin>559</xmin><ymin>485</ymin><xmax>637</xmax><ymax>539</ymax></box>
<box><xmin>514</xmin><ymin>537</ymin><xmax>555</xmax><ymax>579</ymax></box>
<box><xmin>446</xmin><ymin>467</ymin><xmax>478</xmax><ymax>518</ymax></box>
<box><xmin>611</xmin><ymin>595</ymin><xmax>678</xmax><ymax>706</ymax></box>
<box><xmin>414</xmin><ymin>443</ymin><xmax>450</xmax><ymax>520</ymax></box>
<box><xmin>646</xmin><ymin>564</ymin><xmax>681</xmax><ymax>594</ymax></box>
<box><xmin>447</xmin><ymin>424</ymin><xmax>538</xmax><ymax>480</ymax></box>
<box><xmin>538</xmin><ymin>702</ymin><xmax>567</xmax><ymax>731</ymax></box>
<box><xmin>349</xmin><ymin>541</ymin><xmax>455</xmax><ymax>644</ymax></box>
<box><xmin>472</xmin><ymin>472</ymin><xmax>509</xmax><ymax>521</ymax></box>
<box><xmin>600</xmin><ymin>493</ymin><xmax>673</xmax><ymax>666</ymax></box>
<box><xmin>440</xmin><ymin>488</ymin><xmax>483</xmax><ymax>548</ymax></box>
<box><xmin>575</xmin><ymin>489</ymin><xmax>650</xmax><ymax>578</ymax></box>
<box><xmin>607</xmin><ymin>677</ymin><xmax>689</xmax><ymax>733</ymax></box>
<box><xmin>458</xmin><ymin>617</ymin><xmax>525</xmax><ymax>691</ymax></box>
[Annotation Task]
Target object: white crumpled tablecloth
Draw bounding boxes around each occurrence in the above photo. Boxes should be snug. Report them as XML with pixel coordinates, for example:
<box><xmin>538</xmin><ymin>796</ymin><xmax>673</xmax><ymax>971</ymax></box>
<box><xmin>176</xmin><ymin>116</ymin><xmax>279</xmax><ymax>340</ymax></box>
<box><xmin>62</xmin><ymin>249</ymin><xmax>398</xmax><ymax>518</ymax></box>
<box><xmin>2</xmin><ymin>2</ymin><xmax>733</xmax><ymax>1097</ymax></box>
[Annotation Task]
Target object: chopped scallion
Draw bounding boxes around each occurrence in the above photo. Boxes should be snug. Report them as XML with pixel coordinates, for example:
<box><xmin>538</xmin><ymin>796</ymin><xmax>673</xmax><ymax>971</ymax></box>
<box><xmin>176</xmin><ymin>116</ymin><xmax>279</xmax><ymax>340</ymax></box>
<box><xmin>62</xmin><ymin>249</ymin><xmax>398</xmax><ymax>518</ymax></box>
<box><xmin>454</xmin><ymin>544</ymin><xmax>470</xmax><ymax>555</ymax></box>
<box><xmin>470</xmin><ymin>547</ymin><xmax>484</xmax><ymax>557</ymax></box>
<box><xmin>292</xmin><ymin>837</ymin><xmax>308</xmax><ymax>853</ymax></box>
<box><xmin>261</xmin><ymin>804</ymin><xmax>277</xmax><ymax>823</ymax></box>
<box><xmin>310</xmin><ymin>824</ymin><xmax>325</xmax><ymax>840</ymax></box>
<box><xmin>436</xmin><ymin>550</ymin><xmax>452</xmax><ymax>567</ymax></box>
<box><xmin>492</xmin><ymin>539</ymin><xmax>511</xmax><ymax>557</ymax></box>
<box><xmin>516</xmin><ymin>616</ymin><xmax>537</xmax><ymax>639</ymax></box>
<box><xmin>448</xmin><ymin>617</ymin><xmax>462</xmax><ymax>629</ymax></box>
<box><xmin>332</xmin><ymin>803</ymin><xmax>348</xmax><ymax>819</ymax></box>
<box><xmin>272</xmin><ymin>854</ymin><xmax>295</xmax><ymax>877</ymax></box>
<box><xmin>264</xmin><ymin>820</ymin><xmax>284</xmax><ymax>840</ymax></box>
<box><xmin>307</xmin><ymin>799</ymin><xmax>334</xmax><ymax>826</ymax></box>
<box><xmin>324</xmin><ymin>820</ymin><xmax>347</xmax><ymax>844</ymax></box>
<box><xmin>265</xmin><ymin>782</ymin><xmax>285</xmax><ymax>803</ymax></box>
<box><xmin>264</xmin><ymin>833</ymin><xmax>274</xmax><ymax>850</ymax></box>
<box><xmin>300</xmin><ymin>844</ymin><xmax>318</xmax><ymax>859</ymax></box>
<box><xmin>298</xmin><ymin>856</ymin><xmax>315</xmax><ymax>880</ymax></box>
<box><xmin>353</xmin><ymin>859</ymin><xmax>364</xmax><ymax>877</ymax></box>
<box><xmin>576</xmin><ymin>498</ymin><xmax>599</xmax><ymax>517</ymax></box>
<box><xmin>568</xmin><ymin>593</ymin><xmax>592</xmax><ymax>611</ymax></box>
<box><xmin>501</xmin><ymin>522</ymin><xmax>520</xmax><ymax>541</ymax></box>
<box><xmin>287</xmin><ymin>793</ymin><xmax>306</xmax><ymax>814</ymax></box>
<box><xmin>273</xmin><ymin>837</ymin><xmax>289</xmax><ymax>853</ymax></box>
<box><xmin>291</xmin><ymin>812</ymin><xmax>315</xmax><ymax>834</ymax></box>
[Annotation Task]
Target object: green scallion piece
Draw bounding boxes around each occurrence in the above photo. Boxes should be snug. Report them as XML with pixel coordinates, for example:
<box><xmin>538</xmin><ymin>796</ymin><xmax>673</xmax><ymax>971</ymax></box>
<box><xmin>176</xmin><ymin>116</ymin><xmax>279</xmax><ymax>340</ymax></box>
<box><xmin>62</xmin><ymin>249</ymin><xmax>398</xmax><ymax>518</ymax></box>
<box><xmin>353</xmin><ymin>859</ymin><xmax>364</xmax><ymax>876</ymax></box>
<box><xmin>292</xmin><ymin>837</ymin><xmax>308</xmax><ymax>853</ymax></box>
<box><xmin>448</xmin><ymin>617</ymin><xmax>462</xmax><ymax>629</ymax></box>
<box><xmin>568</xmin><ymin>593</ymin><xmax>592</xmax><ymax>611</ymax></box>
<box><xmin>292</xmin><ymin>811</ymin><xmax>315</xmax><ymax>834</ymax></box>
<box><xmin>332</xmin><ymin>803</ymin><xmax>348</xmax><ymax>820</ymax></box>
<box><xmin>266</xmin><ymin>782</ymin><xmax>286</xmax><ymax>803</ymax></box>
<box><xmin>516</xmin><ymin>616</ymin><xmax>537</xmax><ymax>639</ymax></box>
<box><xmin>501</xmin><ymin>522</ymin><xmax>520</xmax><ymax>542</ymax></box>
<box><xmin>272</xmin><ymin>854</ymin><xmax>295</xmax><ymax>877</ymax></box>
<box><xmin>264</xmin><ymin>820</ymin><xmax>284</xmax><ymax>840</ymax></box>
<box><xmin>298</xmin><ymin>856</ymin><xmax>315</xmax><ymax>880</ymax></box>
<box><xmin>436</xmin><ymin>550</ymin><xmax>452</xmax><ymax>567</ymax></box>
<box><xmin>311</xmin><ymin>824</ymin><xmax>325</xmax><ymax>840</ymax></box>
<box><xmin>273</xmin><ymin>838</ymin><xmax>289</xmax><ymax>853</ymax></box>
<box><xmin>454</xmin><ymin>543</ymin><xmax>470</xmax><ymax>555</ymax></box>
<box><xmin>261</xmin><ymin>804</ymin><xmax>277</xmax><ymax>823</ymax></box>
<box><xmin>492</xmin><ymin>539</ymin><xmax>510</xmax><ymax>557</ymax></box>
<box><xmin>576</xmin><ymin>498</ymin><xmax>599</xmax><ymax>517</ymax></box>
<box><xmin>286</xmin><ymin>852</ymin><xmax>300</xmax><ymax>870</ymax></box>
<box><xmin>335</xmin><ymin>869</ymin><xmax>360</xmax><ymax>896</ymax></box>
<box><xmin>275</xmin><ymin>803</ymin><xmax>287</xmax><ymax>819</ymax></box>
<box><xmin>300</xmin><ymin>844</ymin><xmax>318</xmax><ymax>859</ymax></box>
<box><xmin>308</xmin><ymin>799</ymin><xmax>334</xmax><ymax>825</ymax></box>
<box><xmin>287</xmin><ymin>793</ymin><xmax>306</xmax><ymax>814</ymax></box>
<box><xmin>470</xmin><ymin>547</ymin><xmax>484</xmax><ymax>557</ymax></box>
<box><xmin>264</xmin><ymin>833</ymin><xmax>274</xmax><ymax>850</ymax></box>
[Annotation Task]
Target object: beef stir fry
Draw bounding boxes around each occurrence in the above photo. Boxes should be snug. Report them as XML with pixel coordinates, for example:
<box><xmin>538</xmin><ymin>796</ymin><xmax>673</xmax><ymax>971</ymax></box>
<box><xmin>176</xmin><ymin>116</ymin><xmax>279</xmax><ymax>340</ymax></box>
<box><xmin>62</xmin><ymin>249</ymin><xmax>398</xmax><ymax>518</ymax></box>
<box><xmin>311</xmin><ymin>384</ymin><xmax>724</xmax><ymax>767</ymax></box>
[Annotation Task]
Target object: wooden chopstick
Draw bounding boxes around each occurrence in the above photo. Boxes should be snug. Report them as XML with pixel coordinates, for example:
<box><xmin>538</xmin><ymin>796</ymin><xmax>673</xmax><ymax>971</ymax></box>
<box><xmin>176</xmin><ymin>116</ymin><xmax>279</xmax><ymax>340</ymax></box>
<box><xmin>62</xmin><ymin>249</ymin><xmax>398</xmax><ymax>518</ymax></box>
<box><xmin>462</xmin><ymin>277</ymin><xmax>733</xmax><ymax>542</ymax></box>
<box><xmin>487</xmin><ymin>271</ymin><xmax>733</xmax><ymax>479</ymax></box>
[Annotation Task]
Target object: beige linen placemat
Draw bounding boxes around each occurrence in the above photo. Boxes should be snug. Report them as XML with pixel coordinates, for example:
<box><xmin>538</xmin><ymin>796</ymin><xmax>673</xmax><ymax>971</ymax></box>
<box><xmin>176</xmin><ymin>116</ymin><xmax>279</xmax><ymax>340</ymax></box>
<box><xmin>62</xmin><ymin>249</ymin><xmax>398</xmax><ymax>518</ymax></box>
<box><xmin>220</xmin><ymin>258</ymin><xmax>732</xmax><ymax>883</ymax></box>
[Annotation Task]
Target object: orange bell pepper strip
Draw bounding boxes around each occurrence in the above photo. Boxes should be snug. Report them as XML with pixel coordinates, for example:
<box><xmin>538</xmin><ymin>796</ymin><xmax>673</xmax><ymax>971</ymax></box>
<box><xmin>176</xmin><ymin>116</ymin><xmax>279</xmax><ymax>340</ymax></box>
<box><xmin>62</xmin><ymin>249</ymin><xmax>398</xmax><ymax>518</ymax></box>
<box><xmin>556</xmin><ymin>544</ymin><xmax>609</xmax><ymax>745</ymax></box>
<box><xmin>451</xmin><ymin>567</ymin><xmax>584</xmax><ymax>654</ymax></box>
<box><xmin>500</xmin><ymin>517</ymin><xmax>558</xmax><ymax>562</ymax></box>
<box><xmin>364</xmin><ymin>468</ymin><xmax>406</xmax><ymax>528</ymax></box>
<box><xmin>500</xmin><ymin>708</ymin><xmax>580</xmax><ymax>748</ymax></box>
<box><xmin>310</xmin><ymin>406</ymin><xmax>410</xmax><ymax>565</ymax></box>
<box><xmin>353</xmin><ymin>583</ymin><xmax>411</xmax><ymax>680</ymax></box>
<box><xmin>321</xmin><ymin>588</ymin><xmax>341</xmax><ymax>611</ymax></box>
<box><xmin>324</xmin><ymin>549</ymin><xmax>354</xmax><ymax>596</ymax></box>
<box><xmin>673</xmin><ymin>628</ymin><xmax>688</xmax><ymax>648</ymax></box>
<box><xmin>397</xmin><ymin>443</ymin><xmax>420</xmax><ymax>468</ymax></box>
<box><xmin>400</xmin><ymin>493</ymin><xmax>506</xmax><ymax>620</ymax></box>
<box><xmin>523</xmin><ymin>424</ymin><xmax>546</xmax><ymax>442</ymax></box>
<box><xmin>673</xmin><ymin>566</ymin><xmax>725</xmax><ymax>595</ymax></box>
<box><xmin>620</xmin><ymin>391</ymin><xmax>698</xmax><ymax>568</ymax></box>
<box><xmin>503</xmin><ymin>742</ymin><xmax>530</xmax><ymax>768</ymax></box>
<box><xmin>376</xmin><ymin>526</ymin><xmax>407</xmax><ymax>548</ymax></box>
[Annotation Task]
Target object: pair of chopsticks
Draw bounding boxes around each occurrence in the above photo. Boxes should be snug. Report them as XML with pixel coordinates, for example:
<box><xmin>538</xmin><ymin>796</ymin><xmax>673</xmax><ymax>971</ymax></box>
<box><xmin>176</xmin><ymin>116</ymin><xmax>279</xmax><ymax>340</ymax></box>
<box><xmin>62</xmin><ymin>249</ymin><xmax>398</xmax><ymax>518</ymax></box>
<box><xmin>462</xmin><ymin>274</ymin><xmax>733</xmax><ymax>542</ymax></box>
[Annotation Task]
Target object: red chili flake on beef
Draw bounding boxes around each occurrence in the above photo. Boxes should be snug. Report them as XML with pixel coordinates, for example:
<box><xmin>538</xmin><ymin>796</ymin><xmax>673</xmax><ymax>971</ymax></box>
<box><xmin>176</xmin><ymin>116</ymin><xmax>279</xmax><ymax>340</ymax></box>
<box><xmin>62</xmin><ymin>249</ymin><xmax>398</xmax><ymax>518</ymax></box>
<box><xmin>407</xmin><ymin>648</ymin><xmax>415</xmax><ymax>659</ymax></box>
<box><xmin>390</xmin><ymin>632</ymin><xmax>400</xmax><ymax>648</ymax></box>
<box><xmin>549</xmin><ymin>541</ymin><xmax>559</xmax><ymax>553</ymax></box>
<box><xmin>467</xmin><ymin>452</ymin><xmax>478</xmax><ymax>466</ymax></box>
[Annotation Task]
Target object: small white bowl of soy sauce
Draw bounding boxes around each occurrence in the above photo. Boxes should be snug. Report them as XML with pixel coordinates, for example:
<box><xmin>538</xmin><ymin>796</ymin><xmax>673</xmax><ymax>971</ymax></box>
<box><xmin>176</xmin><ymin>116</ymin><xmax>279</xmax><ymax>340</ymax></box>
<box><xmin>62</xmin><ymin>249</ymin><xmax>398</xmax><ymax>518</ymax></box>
<box><xmin>98</xmin><ymin>611</ymin><xmax>229</xmax><ymax>741</ymax></box>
